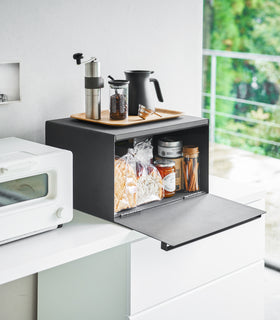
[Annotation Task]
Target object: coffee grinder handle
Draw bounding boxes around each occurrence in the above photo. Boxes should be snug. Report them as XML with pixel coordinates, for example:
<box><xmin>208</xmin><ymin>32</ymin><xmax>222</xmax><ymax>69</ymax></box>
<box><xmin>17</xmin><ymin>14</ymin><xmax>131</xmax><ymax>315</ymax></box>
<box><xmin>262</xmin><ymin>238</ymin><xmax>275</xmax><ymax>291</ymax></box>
<box><xmin>73</xmin><ymin>53</ymin><xmax>84</xmax><ymax>65</ymax></box>
<box><xmin>150</xmin><ymin>78</ymin><xmax>164</xmax><ymax>102</ymax></box>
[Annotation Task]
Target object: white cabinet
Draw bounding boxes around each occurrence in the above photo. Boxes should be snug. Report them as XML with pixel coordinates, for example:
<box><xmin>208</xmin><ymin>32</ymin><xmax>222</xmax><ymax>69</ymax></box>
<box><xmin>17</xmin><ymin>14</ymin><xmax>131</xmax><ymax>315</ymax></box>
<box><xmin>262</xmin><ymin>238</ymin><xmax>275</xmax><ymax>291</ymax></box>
<box><xmin>37</xmin><ymin>179</ymin><xmax>265</xmax><ymax>320</ymax></box>
<box><xmin>129</xmin><ymin>261</ymin><xmax>264</xmax><ymax>320</ymax></box>
<box><xmin>129</xmin><ymin>216</ymin><xmax>264</xmax><ymax>314</ymax></box>
<box><xmin>127</xmin><ymin>185</ymin><xmax>265</xmax><ymax>318</ymax></box>
<box><xmin>37</xmin><ymin>217</ymin><xmax>264</xmax><ymax>320</ymax></box>
<box><xmin>38</xmin><ymin>244</ymin><xmax>130</xmax><ymax>320</ymax></box>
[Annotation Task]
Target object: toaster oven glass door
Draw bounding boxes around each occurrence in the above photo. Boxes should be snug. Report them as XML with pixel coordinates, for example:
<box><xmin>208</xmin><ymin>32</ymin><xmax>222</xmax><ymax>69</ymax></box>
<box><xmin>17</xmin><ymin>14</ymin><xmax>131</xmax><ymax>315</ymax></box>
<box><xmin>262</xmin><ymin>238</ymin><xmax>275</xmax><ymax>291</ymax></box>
<box><xmin>0</xmin><ymin>173</ymin><xmax>48</xmax><ymax>207</ymax></box>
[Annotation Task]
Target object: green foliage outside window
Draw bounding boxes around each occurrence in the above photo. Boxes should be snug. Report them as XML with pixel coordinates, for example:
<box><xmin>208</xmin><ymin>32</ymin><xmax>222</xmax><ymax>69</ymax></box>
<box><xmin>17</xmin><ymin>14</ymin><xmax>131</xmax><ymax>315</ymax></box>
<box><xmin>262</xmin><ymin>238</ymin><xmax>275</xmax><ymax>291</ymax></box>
<box><xmin>203</xmin><ymin>0</ymin><xmax>280</xmax><ymax>158</ymax></box>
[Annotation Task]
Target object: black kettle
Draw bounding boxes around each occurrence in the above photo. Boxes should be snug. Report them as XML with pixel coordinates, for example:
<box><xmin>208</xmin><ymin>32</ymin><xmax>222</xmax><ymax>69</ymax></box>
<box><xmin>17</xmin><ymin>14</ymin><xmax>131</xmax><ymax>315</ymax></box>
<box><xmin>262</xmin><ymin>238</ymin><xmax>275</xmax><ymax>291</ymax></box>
<box><xmin>124</xmin><ymin>70</ymin><xmax>164</xmax><ymax>115</ymax></box>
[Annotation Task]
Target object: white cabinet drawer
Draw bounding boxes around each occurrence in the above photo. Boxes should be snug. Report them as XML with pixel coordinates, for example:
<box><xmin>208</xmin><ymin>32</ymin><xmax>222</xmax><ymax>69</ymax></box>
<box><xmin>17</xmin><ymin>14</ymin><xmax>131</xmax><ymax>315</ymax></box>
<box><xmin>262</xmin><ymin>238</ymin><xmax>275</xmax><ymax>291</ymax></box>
<box><xmin>129</xmin><ymin>261</ymin><xmax>264</xmax><ymax>320</ymax></box>
<box><xmin>130</xmin><ymin>216</ymin><xmax>264</xmax><ymax>314</ymax></box>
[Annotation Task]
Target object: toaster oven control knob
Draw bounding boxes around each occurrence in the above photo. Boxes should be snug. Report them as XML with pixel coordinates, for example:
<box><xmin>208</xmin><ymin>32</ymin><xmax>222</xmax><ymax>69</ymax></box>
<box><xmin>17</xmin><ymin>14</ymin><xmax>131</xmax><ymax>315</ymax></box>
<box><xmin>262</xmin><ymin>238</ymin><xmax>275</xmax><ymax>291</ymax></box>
<box><xmin>56</xmin><ymin>207</ymin><xmax>64</xmax><ymax>219</ymax></box>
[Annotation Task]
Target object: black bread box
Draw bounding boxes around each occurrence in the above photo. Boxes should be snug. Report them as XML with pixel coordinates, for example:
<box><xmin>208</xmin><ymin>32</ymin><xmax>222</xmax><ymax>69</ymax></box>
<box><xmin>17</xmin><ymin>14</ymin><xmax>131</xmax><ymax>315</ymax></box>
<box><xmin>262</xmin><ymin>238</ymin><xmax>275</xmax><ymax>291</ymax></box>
<box><xmin>46</xmin><ymin>116</ymin><xmax>264</xmax><ymax>250</ymax></box>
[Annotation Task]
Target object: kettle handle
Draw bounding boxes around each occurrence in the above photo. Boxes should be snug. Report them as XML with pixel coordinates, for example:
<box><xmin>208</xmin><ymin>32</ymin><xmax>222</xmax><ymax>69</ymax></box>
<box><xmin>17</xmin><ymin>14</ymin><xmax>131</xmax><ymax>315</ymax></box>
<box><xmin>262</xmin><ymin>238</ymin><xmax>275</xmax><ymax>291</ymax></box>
<box><xmin>150</xmin><ymin>78</ymin><xmax>164</xmax><ymax>102</ymax></box>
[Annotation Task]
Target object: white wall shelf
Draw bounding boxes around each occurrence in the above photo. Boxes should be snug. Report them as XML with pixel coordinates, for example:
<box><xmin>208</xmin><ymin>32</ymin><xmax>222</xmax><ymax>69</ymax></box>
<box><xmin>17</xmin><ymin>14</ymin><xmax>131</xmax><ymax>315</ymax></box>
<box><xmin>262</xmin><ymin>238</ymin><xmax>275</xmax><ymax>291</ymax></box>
<box><xmin>0</xmin><ymin>62</ymin><xmax>20</xmax><ymax>104</ymax></box>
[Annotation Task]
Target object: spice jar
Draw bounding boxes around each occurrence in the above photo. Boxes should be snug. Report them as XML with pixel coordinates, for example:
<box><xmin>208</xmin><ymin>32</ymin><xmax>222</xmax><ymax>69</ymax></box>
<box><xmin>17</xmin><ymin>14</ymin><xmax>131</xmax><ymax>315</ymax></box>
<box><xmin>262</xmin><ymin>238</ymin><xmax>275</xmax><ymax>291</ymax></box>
<box><xmin>183</xmin><ymin>146</ymin><xmax>199</xmax><ymax>192</ymax></box>
<box><xmin>109</xmin><ymin>80</ymin><xmax>129</xmax><ymax>120</ymax></box>
<box><xmin>154</xmin><ymin>159</ymin><xmax>176</xmax><ymax>198</ymax></box>
<box><xmin>157</xmin><ymin>137</ymin><xmax>183</xmax><ymax>191</ymax></box>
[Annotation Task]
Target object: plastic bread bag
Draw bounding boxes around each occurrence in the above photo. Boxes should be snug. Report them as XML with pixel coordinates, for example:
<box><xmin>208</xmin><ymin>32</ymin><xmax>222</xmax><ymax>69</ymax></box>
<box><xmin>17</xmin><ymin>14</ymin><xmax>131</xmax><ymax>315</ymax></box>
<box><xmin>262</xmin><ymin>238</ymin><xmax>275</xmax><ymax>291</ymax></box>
<box><xmin>133</xmin><ymin>138</ymin><xmax>153</xmax><ymax>166</ymax></box>
<box><xmin>136</xmin><ymin>162</ymin><xmax>164</xmax><ymax>206</ymax></box>
<box><xmin>114</xmin><ymin>142</ymin><xmax>163</xmax><ymax>213</ymax></box>
<box><xmin>114</xmin><ymin>152</ymin><xmax>137</xmax><ymax>213</ymax></box>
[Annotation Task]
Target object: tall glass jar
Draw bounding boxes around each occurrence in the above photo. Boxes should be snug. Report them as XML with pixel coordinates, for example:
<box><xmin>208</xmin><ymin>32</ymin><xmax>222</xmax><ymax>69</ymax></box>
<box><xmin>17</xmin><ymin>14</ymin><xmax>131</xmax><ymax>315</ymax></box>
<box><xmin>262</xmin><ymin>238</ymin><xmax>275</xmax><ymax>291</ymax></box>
<box><xmin>183</xmin><ymin>146</ymin><xmax>200</xmax><ymax>192</ymax></box>
<box><xmin>109</xmin><ymin>80</ymin><xmax>129</xmax><ymax>120</ymax></box>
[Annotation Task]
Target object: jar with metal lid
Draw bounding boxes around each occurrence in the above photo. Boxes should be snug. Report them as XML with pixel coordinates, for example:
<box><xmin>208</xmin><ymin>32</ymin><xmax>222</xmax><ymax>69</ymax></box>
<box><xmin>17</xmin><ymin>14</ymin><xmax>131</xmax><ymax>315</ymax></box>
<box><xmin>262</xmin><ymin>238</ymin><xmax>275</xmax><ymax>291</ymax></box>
<box><xmin>109</xmin><ymin>80</ymin><xmax>129</xmax><ymax>120</ymax></box>
<box><xmin>154</xmin><ymin>159</ymin><xmax>176</xmax><ymax>198</ymax></box>
<box><xmin>157</xmin><ymin>137</ymin><xmax>183</xmax><ymax>191</ymax></box>
<box><xmin>158</xmin><ymin>137</ymin><xmax>183</xmax><ymax>158</ymax></box>
<box><xmin>183</xmin><ymin>146</ymin><xmax>199</xmax><ymax>192</ymax></box>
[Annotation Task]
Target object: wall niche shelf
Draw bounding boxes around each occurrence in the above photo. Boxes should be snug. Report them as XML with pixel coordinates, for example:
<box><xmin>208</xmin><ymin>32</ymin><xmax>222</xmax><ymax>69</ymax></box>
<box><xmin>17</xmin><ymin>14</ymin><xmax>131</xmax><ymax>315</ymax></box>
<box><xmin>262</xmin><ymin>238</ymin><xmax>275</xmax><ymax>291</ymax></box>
<box><xmin>0</xmin><ymin>62</ymin><xmax>20</xmax><ymax>104</ymax></box>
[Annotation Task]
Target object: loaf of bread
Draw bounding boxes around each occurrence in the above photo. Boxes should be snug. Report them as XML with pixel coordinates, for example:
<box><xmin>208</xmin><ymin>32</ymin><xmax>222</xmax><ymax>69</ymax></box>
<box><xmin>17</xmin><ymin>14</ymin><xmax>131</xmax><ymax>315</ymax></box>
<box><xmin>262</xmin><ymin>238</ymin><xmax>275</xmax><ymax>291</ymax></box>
<box><xmin>114</xmin><ymin>158</ymin><xmax>137</xmax><ymax>213</ymax></box>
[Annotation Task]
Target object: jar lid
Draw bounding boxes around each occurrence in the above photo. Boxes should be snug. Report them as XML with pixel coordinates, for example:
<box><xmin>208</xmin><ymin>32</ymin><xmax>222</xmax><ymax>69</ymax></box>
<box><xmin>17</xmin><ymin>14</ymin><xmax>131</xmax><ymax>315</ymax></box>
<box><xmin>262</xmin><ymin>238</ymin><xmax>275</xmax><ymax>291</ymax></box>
<box><xmin>183</xmin><ymin>145</ymin><xmax>199</xmax><ymax>155</ymax></box>
<box><xmin>154</xmin><ymin>159</ymin><xmax>175</xmax><ymax>168</ymax></box>
<box><xmin>108</xmin><ymin>80</ymin><xmax>129</xmax><ymax>86</ymax></box>
<box><xmin>158</xmin><ymin>137</ymin><xmax>183</xmax><ymax>148</ymax></box>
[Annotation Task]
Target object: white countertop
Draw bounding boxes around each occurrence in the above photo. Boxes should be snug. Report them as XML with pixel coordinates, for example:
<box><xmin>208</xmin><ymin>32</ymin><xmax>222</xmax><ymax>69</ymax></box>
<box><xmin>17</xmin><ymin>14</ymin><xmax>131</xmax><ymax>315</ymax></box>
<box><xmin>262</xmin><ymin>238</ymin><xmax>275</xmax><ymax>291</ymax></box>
<box><xmin>209</xmin><ymin>175</ymin><xmax>263</xmax><ymax>204</ymax></box>
<box><xmin>0</xmin><ymin>213</ymin><xmax>144</xmax><ymax>285</ymax></box>
<box><xmin>0</xmin><ymin>176</ymin><xmax>264</xmax><ymax>285</ymax></box>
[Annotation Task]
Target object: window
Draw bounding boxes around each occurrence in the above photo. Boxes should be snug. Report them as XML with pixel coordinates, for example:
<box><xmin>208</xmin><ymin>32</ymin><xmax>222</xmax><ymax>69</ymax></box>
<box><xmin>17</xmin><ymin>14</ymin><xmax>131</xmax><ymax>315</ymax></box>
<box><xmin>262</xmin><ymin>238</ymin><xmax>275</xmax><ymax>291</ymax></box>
<box><xmin>203</xmin><ymin>0</ymin><xmax>280</xmax><ymax>265</ymax></box>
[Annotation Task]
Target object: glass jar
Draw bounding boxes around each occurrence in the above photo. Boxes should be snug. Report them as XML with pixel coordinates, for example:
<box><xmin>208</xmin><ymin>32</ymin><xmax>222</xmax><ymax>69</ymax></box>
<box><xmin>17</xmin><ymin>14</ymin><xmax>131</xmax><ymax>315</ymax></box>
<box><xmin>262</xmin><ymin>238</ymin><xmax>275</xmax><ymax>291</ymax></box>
<box><xmin>183</xmin><ymin>146</ymin><xmax>199</xmax><ymax>192</ymax></box>
<box><xmin>157</xmin><ymin>137</ymin><xmax>183</xmax><ymax>191</ymax></box>
<box><xmin>155</xmin><ymin>159</ymin><xmax>176</xmax><ymax>198</ymax></box>
<box><xmin>109</xmin><ymin>80</ymin><xmax>129</xmax><ymax>120</ymax></box>
<box><xmin>158</xmin><ymin>137</ymin><xmax>183</xmax><ymax>158</ymax></box>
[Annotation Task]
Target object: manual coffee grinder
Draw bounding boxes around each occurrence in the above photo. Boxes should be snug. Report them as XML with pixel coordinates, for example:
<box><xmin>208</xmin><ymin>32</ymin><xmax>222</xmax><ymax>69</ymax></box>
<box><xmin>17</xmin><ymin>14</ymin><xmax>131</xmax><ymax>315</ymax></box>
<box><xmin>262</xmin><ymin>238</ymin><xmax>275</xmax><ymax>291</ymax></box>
<box><xmin>73</xmin><ymin>53</ymin><xmax>104</xmax><ymax>120</ymax></box>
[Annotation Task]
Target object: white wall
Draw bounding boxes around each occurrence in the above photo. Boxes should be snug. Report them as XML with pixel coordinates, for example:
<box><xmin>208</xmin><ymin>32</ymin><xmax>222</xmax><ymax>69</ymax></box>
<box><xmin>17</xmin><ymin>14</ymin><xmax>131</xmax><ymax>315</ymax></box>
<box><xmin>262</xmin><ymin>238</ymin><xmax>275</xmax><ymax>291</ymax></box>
<box><xmin>0</xmin><ymin>1</ymin><xmax>203</xmax><ymax>319</ymax></box>
<box><xmin>0</xmin><ymin>0</ymin><xmax>203</xmax><ymax>143</ymax></box>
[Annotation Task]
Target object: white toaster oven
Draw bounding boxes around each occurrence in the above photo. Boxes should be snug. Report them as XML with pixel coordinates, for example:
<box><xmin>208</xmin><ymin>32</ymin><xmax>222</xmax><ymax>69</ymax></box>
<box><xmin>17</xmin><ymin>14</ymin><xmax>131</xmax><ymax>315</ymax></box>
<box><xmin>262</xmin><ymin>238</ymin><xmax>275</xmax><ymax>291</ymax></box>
<box><xmin>0</xmin><ymin>137</ymin><xmax>73</xmax><ymax>245</ymax></box>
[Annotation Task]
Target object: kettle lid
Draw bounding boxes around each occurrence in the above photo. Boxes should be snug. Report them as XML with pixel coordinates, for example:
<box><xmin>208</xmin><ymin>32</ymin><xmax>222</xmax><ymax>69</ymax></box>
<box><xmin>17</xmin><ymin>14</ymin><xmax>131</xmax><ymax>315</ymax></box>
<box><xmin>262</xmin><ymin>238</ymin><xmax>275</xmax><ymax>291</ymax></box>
<box><xmin>124</xmin><ymin>70</ymin><xmax>154</xmax><ymax>74</ymax></box>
